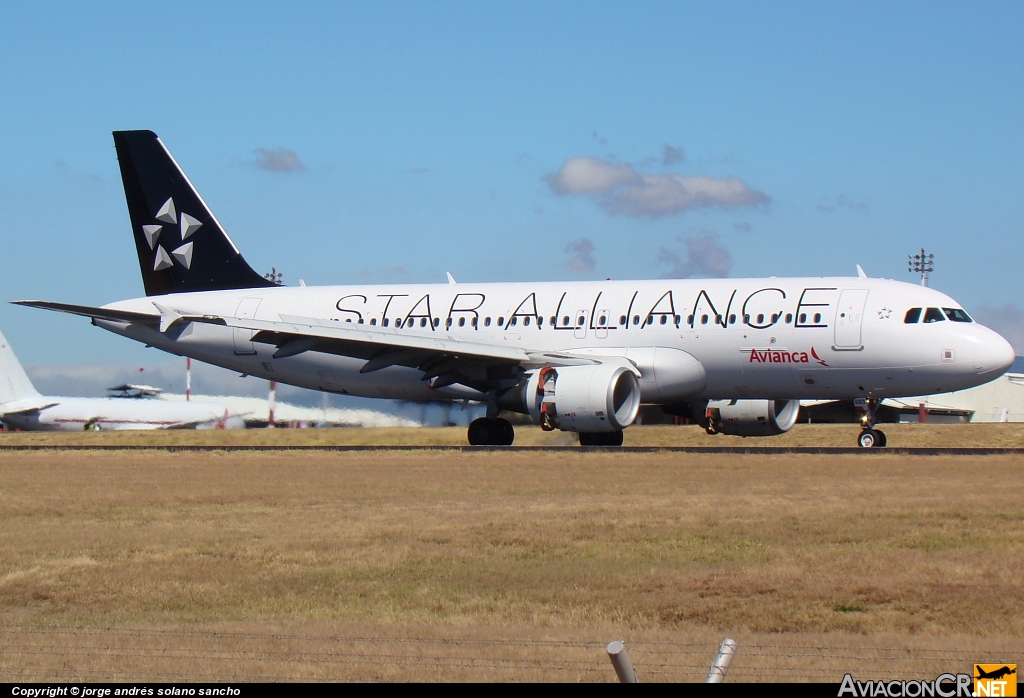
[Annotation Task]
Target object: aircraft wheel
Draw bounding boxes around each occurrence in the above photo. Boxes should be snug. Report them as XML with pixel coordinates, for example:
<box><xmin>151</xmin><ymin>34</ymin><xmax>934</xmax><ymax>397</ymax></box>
<box><xmin>857</xmin><ymin>429</ymin><xmax>882</xmax><ymax>448</ymax></box>
<box><xmin>874</xmin><ymin>429</ymin><xmax>887</xmax><ymax>447</ymax></box>
<box><xmin>468</xmin><ymin>418</ymin><xmax>514</xmax><ymax>446</ymax></box>
<box><xmin>468</xmin><ymin>418</ymin><xmax>494</xmax><ymax>446</ymax></box>
<box><xmin>496</xmin><ymin>418</ymin><xmax>515</xmax><ymax>446</ymax></box>
<box><xmin>579</xmin><ymin>431</ymin><xmax>624</xmax><ymax>447</ymax></box>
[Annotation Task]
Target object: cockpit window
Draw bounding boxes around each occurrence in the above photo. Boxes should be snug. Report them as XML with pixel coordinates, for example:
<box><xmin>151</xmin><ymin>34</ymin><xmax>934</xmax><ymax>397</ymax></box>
<box><xmin>923</xmin><ymin>307</ymin><xmax>946</xmax><ymax>323</ymax></box>
<box><xmin>943</xmin><ymin>308</ymin><xmax>973</xmax><ymax>323</ymax></box>
<box><xmin>904</xmin><ymin>308</ymin><xmax>922</xmax><ymax>323</ymax></box>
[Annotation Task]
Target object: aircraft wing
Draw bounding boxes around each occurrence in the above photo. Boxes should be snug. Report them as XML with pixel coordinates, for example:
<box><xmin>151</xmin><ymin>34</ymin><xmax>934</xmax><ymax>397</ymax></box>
<box><xmin>14</xmin><ymin>300</ymin><xmax>601</xmax><ymax>391</ymax></box>
<box><xmin>197</xmin><ymin>313</ymin><xmax>600</xmax><ymax>391</ymax></box>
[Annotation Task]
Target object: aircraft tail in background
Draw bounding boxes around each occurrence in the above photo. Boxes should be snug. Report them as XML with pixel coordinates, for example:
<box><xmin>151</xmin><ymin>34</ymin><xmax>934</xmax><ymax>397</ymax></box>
<box><xmin>0</xmin><ymin>329</ymin><xmax>41</xmax><ymax>405</ymax></box>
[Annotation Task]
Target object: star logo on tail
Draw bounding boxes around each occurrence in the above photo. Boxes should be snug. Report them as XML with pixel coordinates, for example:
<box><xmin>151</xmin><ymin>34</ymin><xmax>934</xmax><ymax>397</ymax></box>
<box><xmin>141</xmin><ymin>197</ymin><xmax>201</xmax><ymax>271</ymax></box>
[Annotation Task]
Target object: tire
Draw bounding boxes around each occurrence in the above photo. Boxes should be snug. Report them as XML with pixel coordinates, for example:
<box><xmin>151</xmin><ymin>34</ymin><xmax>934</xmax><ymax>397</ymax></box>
<box><xmin>468</xmin><ymin>418</ymin><xmax>514</xmax><ymax>446</ymax></box>
<box><xmin>857</xmin><ymin>429</ymin><xmax>879</xmax><ymax>448</ymax></box>
<box><xmin>496</xmin><ymin>418</ymin><xmax>515</xmax><ymax>446</ymax></box>
<box><xmin>874</xmin><ymin>429</ymin><xmax>887</xmax><ymax>447</ymax></box>
<box><xmin>579</xmin><ymin>431</ymin><xmax>624</xmax><ymax>447</ymax></box>
<box><xmin>468</xmin><ymin>418</ymin><xmax>493</xmax><ymax>446</ymax></box>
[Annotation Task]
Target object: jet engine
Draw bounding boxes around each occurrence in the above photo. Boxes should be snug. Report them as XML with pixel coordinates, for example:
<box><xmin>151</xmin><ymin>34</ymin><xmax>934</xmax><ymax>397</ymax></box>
<box><xmin>524</xmin><ymin>363</ymin><xmax>641</xmax><ymax>433</ymax></box>
<box><xmin>704</xmin><ymin>399</ymin><xmax>801</xmax><ymax>437</ymax></box>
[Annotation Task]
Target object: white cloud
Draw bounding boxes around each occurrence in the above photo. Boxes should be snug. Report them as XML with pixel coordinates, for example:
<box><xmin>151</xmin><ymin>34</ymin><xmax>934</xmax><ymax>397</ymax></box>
<box><xmin>546</xmin><ymin>156</ymin><xmax>769</xmax><ymax>217</ymax></box>
<box><xmin>658</xmin><ymin>236</ymin><xmax>733</xmax><ymax>278</ymax></box>
<box><xmin>564</xmin><ymin>238</ymin><xmax>596</xmax><ymax>273</ymax></box>
<box><xmin>254</xmin><ymin>147</ymin><xmax>305</xmax><ymax>172</ymax></box>
<box><xmin>972</xmin><ymin>304</ymin><xmax>1024</xmax><ymax>355</ymax></box>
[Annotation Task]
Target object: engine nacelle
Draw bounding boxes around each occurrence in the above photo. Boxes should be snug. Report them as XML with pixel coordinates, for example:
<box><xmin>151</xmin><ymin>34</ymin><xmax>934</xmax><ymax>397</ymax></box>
<box><xmin>525</xmin><ymin>363</ymin><xmax>641</xmax><ymax>433</ymax></box>
<box><xmin>705</xmin><ymin>399</ymin><xmax>801</xmax><ymax>437</ymax></box>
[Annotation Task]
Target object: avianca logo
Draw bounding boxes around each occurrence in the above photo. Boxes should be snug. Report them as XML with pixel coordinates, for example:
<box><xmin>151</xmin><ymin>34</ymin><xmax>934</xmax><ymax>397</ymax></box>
<box><xmin>749</xmin><ymin>347</ymin><xmax>829</xmax><ymax>366</ymax></box>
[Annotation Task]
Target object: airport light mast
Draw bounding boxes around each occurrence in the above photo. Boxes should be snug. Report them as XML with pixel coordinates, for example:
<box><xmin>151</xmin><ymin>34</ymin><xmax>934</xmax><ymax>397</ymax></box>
<box><xmin>908</xmin><ymin>249</ymin><xmax>934</xmax><ymax>287</ymax></box>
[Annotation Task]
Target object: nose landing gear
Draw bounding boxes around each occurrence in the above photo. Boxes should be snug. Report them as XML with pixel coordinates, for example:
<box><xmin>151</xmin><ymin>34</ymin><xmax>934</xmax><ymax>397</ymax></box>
<box><xmin>856</xmin><ymin>398</ymin><xmax>887</xmax><ymax>448</ymax></box>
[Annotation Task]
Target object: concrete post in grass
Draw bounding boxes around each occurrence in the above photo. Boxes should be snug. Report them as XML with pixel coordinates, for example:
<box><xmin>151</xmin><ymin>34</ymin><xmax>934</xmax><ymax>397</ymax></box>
<box><xmin>705</xmin><ymin>638</ymin><xmax>737</xmax><ymax>683</ymax></box>
<box><xmin>606</xmin><ymin>640</ymin><xmax>638</xmax><ymax>683</ymax></box>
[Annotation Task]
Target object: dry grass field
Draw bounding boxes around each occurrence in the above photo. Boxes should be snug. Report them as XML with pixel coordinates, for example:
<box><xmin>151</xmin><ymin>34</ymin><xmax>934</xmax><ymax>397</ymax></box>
<box><xmin>0</xmin><ymin>446</ymin><xmax>1021</xmax><ymax>681</ymax></box>
<box><xmin>3</xmin><ymin>421</ymin><xmax>1024</xmax><ymax>447</ymax></box>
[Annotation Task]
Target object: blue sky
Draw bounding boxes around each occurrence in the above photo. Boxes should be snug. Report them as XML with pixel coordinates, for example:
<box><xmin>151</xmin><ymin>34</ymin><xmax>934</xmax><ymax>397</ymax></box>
<box><xmin>1</xmin><ymin>2</ymin><xmax>1022</xmax><ymax>399</ymax></box>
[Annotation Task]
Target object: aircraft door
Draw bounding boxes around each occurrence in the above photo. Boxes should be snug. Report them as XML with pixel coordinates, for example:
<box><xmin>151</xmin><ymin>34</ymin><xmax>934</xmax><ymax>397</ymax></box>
<box><xmin>233</xmin><ymin>297</ymin><xmax>263</xmax><ymax>355</ymax></box>
<box><xmin>834</xmin><ymin>289</ymin><xmax>869</xmax><ymax>349</ymax></box>
<box><xmin>574</xmin><ymin>310</ymin><xmax>588</xmax><ymax>339</ymax></box>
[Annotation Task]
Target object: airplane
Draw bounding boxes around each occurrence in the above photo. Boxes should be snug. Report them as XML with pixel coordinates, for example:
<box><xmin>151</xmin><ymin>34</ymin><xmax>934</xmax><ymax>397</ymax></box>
<box><xmin>13</xmin><ymin>130</ymin><xmax>1016</xmax><ymax>447</ymax></box>
<box><xmin>0</xmin><ymin>328</ymin><xmax>244</xmax><ymax>430</ymax></box>
<box><xmin>975</xmin><ymin>666</ymin><xmax>1016</xmax><ymax>681</ymax></box>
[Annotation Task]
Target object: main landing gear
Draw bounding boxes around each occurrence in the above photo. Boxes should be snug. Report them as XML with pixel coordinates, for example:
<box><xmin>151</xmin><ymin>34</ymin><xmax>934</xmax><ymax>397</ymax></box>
<box><xmin>579</xmin><ymin>431</ymin><xmax>624</xmax><ymax>447</ymax></box>
<box><xmin>467</xmin><ymin>417</ymin><xmax>515</xmax><ymax>446</ymax></box>
<box><xmin>856</xmin><ymin>398</ymin><xmax>887</xmax><ymax>448</ymax></box>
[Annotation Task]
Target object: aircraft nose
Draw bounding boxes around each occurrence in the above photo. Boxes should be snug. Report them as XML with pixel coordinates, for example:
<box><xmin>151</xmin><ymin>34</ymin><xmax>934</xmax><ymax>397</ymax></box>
<box><xmin>975</xmin><ymin>329</ymin><xmax>1016</xmax><ymax>377</ymax></box>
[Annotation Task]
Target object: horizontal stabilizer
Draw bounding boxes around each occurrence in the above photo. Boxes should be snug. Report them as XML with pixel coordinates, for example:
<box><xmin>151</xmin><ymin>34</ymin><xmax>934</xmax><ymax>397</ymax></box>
<box><xmin>12</xmin><ymin>300</ymin><xmax>160</xmax><ymax>325</ymax></box>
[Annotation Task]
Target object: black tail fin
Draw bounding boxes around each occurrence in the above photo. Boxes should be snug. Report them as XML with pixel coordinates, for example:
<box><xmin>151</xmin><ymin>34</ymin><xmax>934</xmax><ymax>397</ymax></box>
<box><xmin>113</xmin><ymin>130</ymin><xmax>276</xmax><ymax>296</ymax></box>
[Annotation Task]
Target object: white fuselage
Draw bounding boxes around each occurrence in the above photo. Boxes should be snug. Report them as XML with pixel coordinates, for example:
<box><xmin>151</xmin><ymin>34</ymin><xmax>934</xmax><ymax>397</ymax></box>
<box><xmin>97</xmin><ymin>276</ymin><xmax>1014</xmax><ymax>404</ymax></box>
<box><xmin>2</xmin><ymin>397</ymin><xmax>239</xmax><ymax>431</ymax></box>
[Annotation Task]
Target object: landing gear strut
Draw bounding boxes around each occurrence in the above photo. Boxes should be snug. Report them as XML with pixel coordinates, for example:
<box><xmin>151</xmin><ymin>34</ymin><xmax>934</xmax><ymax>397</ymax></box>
<box><xmin>468</xmin><ymin>417</ymin><xmax>515</xmax><ymax>446</ymax></box>
<box><xmin>856</xmin><ymin>398</ymin><xmax>887</xmax><ymax>448</ymax></box>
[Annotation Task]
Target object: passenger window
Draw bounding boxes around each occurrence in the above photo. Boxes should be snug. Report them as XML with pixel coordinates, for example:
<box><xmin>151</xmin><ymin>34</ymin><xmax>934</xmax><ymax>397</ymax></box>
<box><xmin>524</xmin><ymin>316</ymin><xmax>531</xmax><ymax>326</ymax></box>
<box><xmin>510</xmin><ymin>317</ymin><xmax>517</xmax><ymax>326</ymax></box>
<box><xmin>619</xmin><ymin>315</ymin><xmax>627</xmax><ymax>325</ymax></box>
<box><xmin>633</xmin><ymin>315</ymin><xmax>640</xmax><ymax>325</ymax></box>
<box><xmin>419</xmin><ymin>318</ymin><xmax>426</xmax><ymax>327</ymax></box>
<box><xmin>904</xmin><ymin>308</ymin><xmax>922</xmax><ymax>323</ymax></box>
<box><xmin>756</xmin><ymin>314</ymin><xmax>764</xmax><ymax>324</ymax></box>
<box><xmin>577</xmin><ymin>315</ymin><xmax>585</xmax><ymax>326</ymax></box>
<box><xmin>537</xmin><ymin>316</ymin><xmax>544</xmax><ymax>327</ymax></box>
<box><xmin>799</xmin><ymin>313</ymin><xmax>806</xmax><ymax>324</ymax></box>
<box><xmin>383</xmin><ymin>318</ymin><xmax>390</xmax><ymax>327</ymax></box>
<box><xmin>923</xmin><ymin>307</ymin><xmax>946</xmax><ymax>323</ymax></box>
<box><xmin>358</xmin><ymin>318</ymin><xmax>364</xmax><ymax>324</ymax></box>
<box><xmin>674</xmin><ymin>315</ymin><xmax>681</xmax><ymax>324</ymax></box>
<box><xmin>714</xmin><ymin>314</ymin><xmax>722</xmax><ymax>324</ymax></box>
<box><xmin>660</xmin><ymin>315</ymin><xmax>667</xmax><ymax>325</ymax></box>
<box><xmin>550</xmin><ymin>316</ymin><xmax>557</xmax><ymax>326</ymax></box>
<box><xmin>598</xmin><ymin>315</ymin><xmax>607</xmax><ymax>325</ymax></box>
<box><xmin>813</xmin><ymin>313</ymin><xmax>821</xmax><ymax>323</ymax></box>
<box><xmin>729</xmin><ymin>314</ymin><xmax>737</xmax><ymax>324</ymax></box>
<box><xmin>346</xmin><ymin>318</ymin><xmax>352</xmax><ymax>323</ymax></box>
<box><xmin>498</xmin><ymin>317</ymin><xmax>505</xmax><ymax>326</ymax></box>
<box><xmin>687</xmin><ymin>315</ymin><xmax>694</xmax><ymax>324</ymax></box>
<box><xmin>701</xmin><ymin>314</ymin><xmax>708</xmax><ymax>325</ymax></box>
<box><xmin>785</xmin><ymin>313</ymin><xmax>793</xmax><ymax>323</ymax></box>
<box><xmin>484</xmin><ymin>317</ymin><xmax>491</xmax><ymax>327</ymax></box>
<box><xmin>943</xmin><ymin>308</ymin><xmax>973</xmax><ymax>323</ymax></box>
<box><xmin>562</xmin><ymin>316</ymin><xmax>570</xmax><ymax>326</ymax></box>
<box><xmin>434</xmin><ymin>318</ymin><xmax>440</xmax><ymax>328</ymax></box>
<box><xmin>646</xmin><ymin>316</ymin><xmax>653</xmax><ymax>325</ymax></box>
<box><xmin>370</xmin><ymin>318</ymin><xmax>377</xmax><ymax>326</ymax></box>
<box><xmin>445</xmin><ymin>318</ymin><xmax>452</xmax><ymax>328</ymax></box>
<box><xmin>744</xmin><ymin>314</ymin><xmax>750</xmax><ymax>323</ymax></box>
<box><xmin>458</xmin><ymin>317</ymin><xmax>466</xmax><ymax>327</ymax></box>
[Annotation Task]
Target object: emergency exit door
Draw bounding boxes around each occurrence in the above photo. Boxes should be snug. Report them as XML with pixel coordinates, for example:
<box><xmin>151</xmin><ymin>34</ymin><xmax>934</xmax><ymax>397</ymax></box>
<box><xmin>834</xmin><ymin>289</ymin><xmax>868</xmax><ymax>349</ymax></box>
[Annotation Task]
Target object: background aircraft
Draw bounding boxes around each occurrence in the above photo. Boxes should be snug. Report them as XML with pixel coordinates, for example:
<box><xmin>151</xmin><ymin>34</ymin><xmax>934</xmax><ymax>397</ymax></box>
<box><xmin>0</xmin><ymin>329</ymin><xmax>244</xmax><ymax>431</ymax></box>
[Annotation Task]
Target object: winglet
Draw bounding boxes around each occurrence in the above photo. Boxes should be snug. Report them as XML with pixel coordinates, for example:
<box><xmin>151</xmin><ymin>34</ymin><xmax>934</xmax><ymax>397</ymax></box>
<box><xmin>856</xmin><ymin>265</ymin><xmax>867</xmax><ymax>278</ymax></box>
<box><xmin>446</xmin><ymin>272</ymin><xmax>456</xmax><ymax>285</ymax></box>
